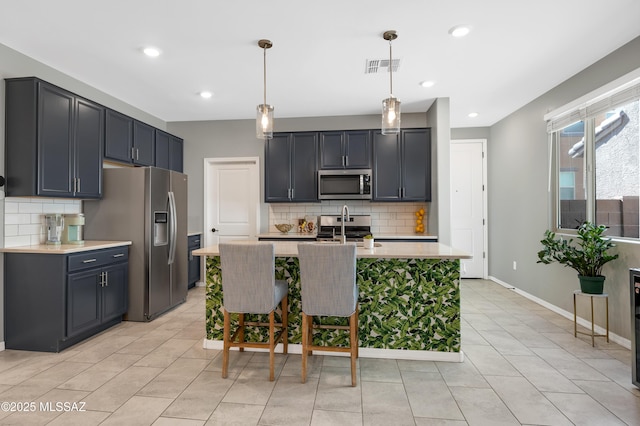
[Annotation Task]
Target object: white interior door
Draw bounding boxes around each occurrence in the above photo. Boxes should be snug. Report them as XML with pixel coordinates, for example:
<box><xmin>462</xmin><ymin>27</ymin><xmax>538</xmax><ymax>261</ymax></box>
<box><xmin>451</xmin><ymin>140</ymin><xmax>487</xmax><ymax>278</ymax></box>
<box><xmin>204</xmin><ymin>157</ymin><xmax>260</xmax><ymax>247</ymax></box>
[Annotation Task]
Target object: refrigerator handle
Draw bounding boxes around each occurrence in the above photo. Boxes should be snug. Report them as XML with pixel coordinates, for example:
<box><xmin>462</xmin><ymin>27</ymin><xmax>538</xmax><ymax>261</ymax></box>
<box><xmin>168</xmin><ymin>191</ymin><xmax>177</xmax><ymax>265</ymax></box>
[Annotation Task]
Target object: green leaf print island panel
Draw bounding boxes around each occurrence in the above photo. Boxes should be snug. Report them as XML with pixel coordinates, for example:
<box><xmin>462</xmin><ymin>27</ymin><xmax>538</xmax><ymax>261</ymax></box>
<box><xmin>205</xmin><ymin>256</ymin><xmax>460</xmax><ymax>354</ymax></box>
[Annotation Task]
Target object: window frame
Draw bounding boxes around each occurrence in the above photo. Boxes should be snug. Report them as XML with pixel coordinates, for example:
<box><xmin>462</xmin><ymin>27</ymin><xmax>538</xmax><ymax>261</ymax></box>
<box><xmin>546</xmin><ymin>68</ymin><xmax>640</xmax><ymax>238</ymax></box>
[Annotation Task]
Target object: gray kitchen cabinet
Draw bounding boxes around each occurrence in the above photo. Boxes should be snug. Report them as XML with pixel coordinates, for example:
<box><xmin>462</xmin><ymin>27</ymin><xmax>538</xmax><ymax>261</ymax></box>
<box><xmin>372</xmin><ymin>128</ymin><xmax>431</xmax><ymax>201</ymax></box>
<box><xmin>5</xmin><ymin>246</ymin><xmax>129</xmax><ymax>352</ymax></box>
<box><xmin>156</xmin><ymin>130</ymin><xmax>184</xmax><ymax>172</ymax></box>
<box><xmin>133</xmin><ymin>120</ymin><xmax>155</xmax><ymax>166</ymax></box>
<box><xmin>5</xmin><ymin>77</ymin><xmax>104</xmax><ymax>198</ymax></box>
<box><xmin>265</xmin><ymin>132</ymin><xmax>318</xmax><ymax>202</ymax></box>
<box><xmin>105</xmin><ymin>109</ymin><xmax>134</xmax><ymax>163</ymax></box>
<box><xmin>320</xmin><ymin>130</ymin><xmax>371</xmax><ymax>169</ymax></box>
<box><xmin>105</xmin><ymin>110</ymin><xmax>155</xmax><ymax>166</ymax></box>
<box><xmin>188</xmin><ymin>234</ymin><xmax>201</xmax><ymax>289</ymax></box>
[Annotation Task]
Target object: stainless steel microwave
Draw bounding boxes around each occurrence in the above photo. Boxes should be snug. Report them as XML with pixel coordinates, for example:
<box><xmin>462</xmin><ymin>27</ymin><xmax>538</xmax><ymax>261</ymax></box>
<box><xmin>318</xmin><ymin>169</ymin><xmax>372</xmax><ymax>200</ymax></box>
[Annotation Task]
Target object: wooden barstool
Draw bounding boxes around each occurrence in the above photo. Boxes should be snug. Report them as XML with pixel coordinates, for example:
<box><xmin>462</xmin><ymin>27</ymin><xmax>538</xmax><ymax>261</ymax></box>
<box><xmin>219</xmin><ymin>242</ymin><xmax>288</xmax><ymax>381</ymax></box>
<box><xmin>298</xmin><ymin>242</ymin><xmax>358</xmax><ymax>386</ymax></box>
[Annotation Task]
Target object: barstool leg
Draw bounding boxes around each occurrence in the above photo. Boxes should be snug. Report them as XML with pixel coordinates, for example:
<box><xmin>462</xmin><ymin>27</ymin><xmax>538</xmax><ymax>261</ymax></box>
<box><xmin>350</xmin><ymin>309</ymin><xmax>358</xmax><ymax>387</ymax></box>
<box><xmin>238</xmin><ymin>313</ymin><xmax>245</xmax><ymax>352</ymax></box>
<box><xmin>301</xmin><ymin>313</ymin><xmax>308</xmax><ymax>383</ymax></box>
<box><xmin>269</xmin><ymin>311</ymin><xmax>275</xmax><ymax>381</ymax></box>
<box><xmin>282</xmin><ymin>295</ymin><xmax>288</xmax><ymax>354</ymax></box>
<box><xmin>222</xmin><ymin>309</ymin><xmax>230</xmax><ymax>379</ymax></box>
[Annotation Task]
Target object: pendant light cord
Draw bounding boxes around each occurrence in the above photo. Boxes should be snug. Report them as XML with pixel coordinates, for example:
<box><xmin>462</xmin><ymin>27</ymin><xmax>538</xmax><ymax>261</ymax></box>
<box><xmin>263</xmin><ymin>45</ymin><xmax>267</xmax><ymax>106</ymax></box>
<box><xmin>389</xmin><ymin>38</ymin><xmax>393</xmax><ymax>96</ymax></box>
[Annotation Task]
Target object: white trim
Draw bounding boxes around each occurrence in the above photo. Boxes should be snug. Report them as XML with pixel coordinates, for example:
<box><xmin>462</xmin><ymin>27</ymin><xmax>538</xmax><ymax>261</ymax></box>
<box><xmin>202</xmin><ymin>339</ymin><xmax>464</xmax><ymax>362</ymax></box>
<box><xmin>489</xmin><ymin>276</ymin><xmax>631</xmax><ymax>350</ymax></box>
<box><xmin>0</xmin><ymin>342</ymin><xmax>4</xmax><ymax>351</ymax></box>
<box><xmin>544</xmin><ymin>67</ymin><xmax>640</xmax><ymax>122</ymax></box>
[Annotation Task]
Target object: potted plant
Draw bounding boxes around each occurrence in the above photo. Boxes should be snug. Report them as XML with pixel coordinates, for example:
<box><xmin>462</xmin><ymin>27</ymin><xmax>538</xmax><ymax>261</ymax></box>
<box><xmin>537</xmin><ymin>222</ymin><xmax>619</xmax><ymax>294</ymax></box>
<box><xmin>363</xmin><ymin>234</ymin><xmax>375</xmax><ymax>249</ymax></box>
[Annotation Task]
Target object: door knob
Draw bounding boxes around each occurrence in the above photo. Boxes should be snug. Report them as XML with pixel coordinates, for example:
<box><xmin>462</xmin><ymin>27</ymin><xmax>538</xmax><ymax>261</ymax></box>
<box><xmin>211</xmin><ymin>228</ymin><xmax>218</xmax><ymax>232</ymax></box>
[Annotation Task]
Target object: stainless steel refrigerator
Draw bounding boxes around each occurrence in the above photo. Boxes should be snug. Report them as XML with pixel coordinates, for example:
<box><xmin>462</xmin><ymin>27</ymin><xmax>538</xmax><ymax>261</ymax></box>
<box><xmin>84</xmin><ymin>167</ymin><xmax>188</xmax><ymax>321</ymax></box>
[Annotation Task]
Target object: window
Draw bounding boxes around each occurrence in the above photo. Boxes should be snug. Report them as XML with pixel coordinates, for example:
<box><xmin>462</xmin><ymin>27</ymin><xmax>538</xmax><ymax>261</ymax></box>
<box><xmin>546</xmin><ymin>72</ymin><xmax>640</xmax><ymax>239</ymax></box>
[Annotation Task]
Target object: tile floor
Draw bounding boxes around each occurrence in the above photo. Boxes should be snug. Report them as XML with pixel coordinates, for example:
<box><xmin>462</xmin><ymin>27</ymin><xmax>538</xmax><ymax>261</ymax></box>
<box><xmin>0</xmin><ymin>280</ymin><xmax>639</xmax><ymax>425</ymax></box>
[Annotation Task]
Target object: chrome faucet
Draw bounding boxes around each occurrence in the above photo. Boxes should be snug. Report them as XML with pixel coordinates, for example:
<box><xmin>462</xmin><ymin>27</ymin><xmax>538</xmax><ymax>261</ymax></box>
<box><xmin>340</xmin><ymin>204</ymin><xmax>350</xmax><ymax>244</ymax></box>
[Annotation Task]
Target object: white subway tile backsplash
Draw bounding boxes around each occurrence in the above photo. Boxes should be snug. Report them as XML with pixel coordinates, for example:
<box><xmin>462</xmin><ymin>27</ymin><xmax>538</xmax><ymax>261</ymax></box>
<box><xmin>4</xmin><ymin>197</ymin><xmax>82</xmax><ymax>247</ymax></box>
<box><xmin>18</xmin><ymin>203</ymin><xmax>43</xmax><ymax>214</ymax></box>
<box><xmin>5</xmin><ymin>235</ymin><xmax>31</xmax><ymax>247</ymax></box>
<box><xmin>269</xmin><ymin>201</ymin><xmax>428</xmax><ymax>235</ymax></box>
<box><xmin>5</xmin><ymin>225</ymin><xmax>18</xmax><ymax>237</ymax></box>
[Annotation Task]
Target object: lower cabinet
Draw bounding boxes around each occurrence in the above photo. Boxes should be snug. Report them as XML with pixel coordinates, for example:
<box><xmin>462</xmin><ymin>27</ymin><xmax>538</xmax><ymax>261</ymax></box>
<box><xmin>188</xmin><ymin>234</ymin><xmax>201</xmax><ymax>289</ymax></box>
<box><xmin>5</xmin><ymin>246</ymin><xmax>129</xmax><ymax>352</ymax></box>
<box><xmin>67</xmin><ymin>261</ymin><xmax>128</xmax><ymax>338</ymax></box>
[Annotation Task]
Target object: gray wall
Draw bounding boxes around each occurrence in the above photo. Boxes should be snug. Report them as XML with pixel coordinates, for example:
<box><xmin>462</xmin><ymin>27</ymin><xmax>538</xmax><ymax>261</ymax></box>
<box><xmin>167</xmin><ymin>113</ymin><xmax>430</xmax><ymax>235</ymax></box>
<box><xmin>427</xmin><ymin>98</ymin><xmax>451</xmax><ymax>245</ymax></box>
<box><xmin>487</xmin><ymin>36</ymin><xmax>640</xmax><ymax>341</ymax></box>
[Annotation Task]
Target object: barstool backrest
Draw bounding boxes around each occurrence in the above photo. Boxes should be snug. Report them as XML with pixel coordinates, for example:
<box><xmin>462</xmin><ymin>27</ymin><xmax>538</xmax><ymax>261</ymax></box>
<box><xmin>220</xmin><ymin>242</ymin><xmax>277</xmax><ymax>314</ymax></box>
<box><xmin>298</xmin><ymin>243</ymin><xmax>357</xmax><ymax>317</ymax></box>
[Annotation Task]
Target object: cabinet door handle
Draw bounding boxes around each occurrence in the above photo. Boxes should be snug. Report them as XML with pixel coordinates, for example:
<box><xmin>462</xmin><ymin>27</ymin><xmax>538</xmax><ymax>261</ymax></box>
<box><xmin>104</xmin><ymin>271</ymin><xmax>109</xmax><ymax>287</ymax></box>
<box><xmin>402</xmin><ymin>188</ymin><xmax>405</xmax><ymax>198</ymax></box>
<box><xmin>83</xmin><ymin>258</ymin><xmax>97</xmax><ymax>263</ymax></box>
<box><xmin>112</xmin><ymin>253</ymin><xmax>124</xmax><ymax>258</ymax></box>
<box><xmin>131</xmin><ymin>147</ymin><xmax>136</xmax><ymax>160</ymax></box>
<box><xmin>77</xmin><ymin>178</ymin><xmax>81</xmax><ymax>193</ymax></box>
<box><xmin>99</xmin><ymin>271</ymin><xmax>105</xmax><ymax>287</ymax></box>
<box><xmin>291</xmin><ymin>188</ymin><xmax>295</xmax><ymax>199</ymax></box>
<box><xmin>194</xmin><ymin>239</ymin><xmax>200</xmax><ymax>245</ymax></box>
<box><xmin>136</xmin><ymin>148</ymin><xmax>140</xmax><ymax>160</ymax></box>
<box><xmin>345</xmin><ymin>155</ymin><xmax>349</xmax><ymax>167</ymax></box>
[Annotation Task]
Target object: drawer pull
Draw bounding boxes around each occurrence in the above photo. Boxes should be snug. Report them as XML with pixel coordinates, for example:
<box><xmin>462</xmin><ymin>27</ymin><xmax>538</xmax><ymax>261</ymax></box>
<box><xmin>112</xmin><ymin>253</ymin><xmax>125</xmax><ymax>258</ymax></box>
<box><xmin>82</xmin><ymin>258</ymin><xmax>97</xmax><ymax>263</ymax></box>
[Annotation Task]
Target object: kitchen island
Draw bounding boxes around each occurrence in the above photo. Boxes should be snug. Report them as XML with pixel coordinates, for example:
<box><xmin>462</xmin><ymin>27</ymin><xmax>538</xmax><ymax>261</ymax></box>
<box><xmin>193</xmin><ymin>241</ymin><xmax>470</xmax><ymax>361</ymax></box>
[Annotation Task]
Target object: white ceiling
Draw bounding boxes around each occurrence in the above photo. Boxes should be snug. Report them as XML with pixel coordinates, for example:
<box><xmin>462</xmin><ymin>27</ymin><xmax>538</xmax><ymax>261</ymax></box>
<box><xmin>1</xmin><ymin>0</ymin><xmax>639</xmax><ymax>128</ymax></box>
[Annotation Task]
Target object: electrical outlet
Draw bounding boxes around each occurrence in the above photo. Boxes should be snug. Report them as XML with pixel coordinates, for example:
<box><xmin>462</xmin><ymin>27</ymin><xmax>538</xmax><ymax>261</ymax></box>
<box><xmin>513</xmin><ymin>261</ymin><xmax>517</xmax><ymax>270</ymax></box>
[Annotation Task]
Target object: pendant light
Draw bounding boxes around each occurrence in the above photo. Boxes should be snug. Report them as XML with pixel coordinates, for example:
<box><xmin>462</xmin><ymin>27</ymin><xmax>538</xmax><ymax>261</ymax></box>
<box><xmin>256</xmin><ymin>39</ymin><xmax>274</xmax><ymax>139</ymax></box>
<box><xmin>381</xmin><ymin>30</ymin><xmax>401</xmax><ymax>135</ymax></box>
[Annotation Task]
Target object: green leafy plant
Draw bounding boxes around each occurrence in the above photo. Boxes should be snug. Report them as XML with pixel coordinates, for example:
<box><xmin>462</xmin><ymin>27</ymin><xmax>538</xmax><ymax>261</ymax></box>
<box><xmin>363</xmin><ymin>234</ymin><xmax>374</xmax><ymax>239</ymax></box>
<box><xmin>537</xmin><ymin>222</ymin><xmax>618</xmax><ymax>277</ymax></box>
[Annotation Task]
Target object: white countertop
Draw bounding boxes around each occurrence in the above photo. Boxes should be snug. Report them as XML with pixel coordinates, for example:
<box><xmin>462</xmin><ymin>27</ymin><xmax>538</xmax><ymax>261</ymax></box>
<box><xmin>193</xmin><ymin>240</ymin><xmax>470</xmax><ymax>260</ymax></box>
<box><xmin>257</xmin><ymin>232</ymin><xmax>317</xmax><ymax>239</ymax></box>
<box><xmin>0</xmin><ymin>240</ymin><xmax>132</xmax><ymax>254</ymax></box>
<box><xmin>188</xmin><ymin>231</ymin><xmax>203</xmax><ymax>237</ymax></box>
<box><xmin>257</xmin><ymin>232</ymin><xmax>437</xmax><ymax>240</ymax></box>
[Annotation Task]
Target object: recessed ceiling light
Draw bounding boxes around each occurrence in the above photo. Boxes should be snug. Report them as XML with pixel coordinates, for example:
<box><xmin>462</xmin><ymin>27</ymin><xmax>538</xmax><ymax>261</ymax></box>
<box><xmin>143</xmin><ymin>47</ymin><xmax>161</xmax><ymax>57</ymax></box>
<box><xmin>199</xmin><ymin>91</ymin><xmax>213</xmax><ymax>99</ymax></box>
<box><xmin>419</xmin><ymin>80</ymin><xmax>435</xmax><ymax>88</ymax></box>
<box><xmin>468</xmin><ymin>112</ymin><xmax>479</xmax><ymax>118</ymax></box>
<box><xmin>448</xmin><ymin>25</ymin><xmax>470</xmax><ymax>38</ymax></box>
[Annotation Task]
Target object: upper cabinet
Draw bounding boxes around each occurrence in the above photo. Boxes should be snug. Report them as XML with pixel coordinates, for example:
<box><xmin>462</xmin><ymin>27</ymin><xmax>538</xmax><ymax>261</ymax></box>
<box><xmin>372</xmin><ymin>128</ymin><xmax>431</xmax><ymax>202</ymax></box>
<box><xmin>5</xmin><ymin>77</ymin><xmax>103</xmax><ymax>198</ymax></box>
<box><xmin>155</xmin><ymin>130</ymin><xmax>184</xmax><ymax>173</ymax></box>
<box><xmin>319</xmin><ymin>130</ymin><xmax>371</xmax><ymax>169</ymax></box>
<box><xmin>104</xmin><ymin>110</ymin><xmax>154</xmax><ymax>166</ymax></box>
<box><xmin>132</xmin><ymin>120</ymin><xmax>155</xmax><ymax>166</ymax></box>
<box><xmin>265</xmin><ymin>132</ymin><xmax>318</xmax><ymax>202</ymax></box>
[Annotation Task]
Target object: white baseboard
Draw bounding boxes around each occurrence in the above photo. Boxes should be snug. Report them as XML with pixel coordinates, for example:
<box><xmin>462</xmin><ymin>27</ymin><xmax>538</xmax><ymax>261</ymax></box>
<box><xmin>488</xmin><ymin>276</ymin><xmax>631</xmax><ymax>350</ymax></box>
<box><xmin>203</xmin><ymin>339</ymin><xmax>464</xmax><ymax>362</ymax></box>
<box><xmin>0</xmin><ymin>342</ymin><xmax>4</xmax><ymax>352</ymax></box>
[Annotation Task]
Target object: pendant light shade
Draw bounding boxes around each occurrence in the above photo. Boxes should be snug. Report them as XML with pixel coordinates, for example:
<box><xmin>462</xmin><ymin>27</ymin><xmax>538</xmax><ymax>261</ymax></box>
<box><xmin>381</xmin><ymin>30</ymin><xmax>401</xmax><ymax>135</ymax></box>
<box><xmin>256</xmin><ymin>39</ymin><xmax>274</xmax><ymax>139</ymax></box>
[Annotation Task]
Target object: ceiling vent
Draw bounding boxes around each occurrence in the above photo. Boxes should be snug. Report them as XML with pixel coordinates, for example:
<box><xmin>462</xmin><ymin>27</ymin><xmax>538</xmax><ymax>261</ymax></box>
<box><xmin>365</xmin><ymin>58</ymin><xmax>401</xmax><ymax>74</ymax></box>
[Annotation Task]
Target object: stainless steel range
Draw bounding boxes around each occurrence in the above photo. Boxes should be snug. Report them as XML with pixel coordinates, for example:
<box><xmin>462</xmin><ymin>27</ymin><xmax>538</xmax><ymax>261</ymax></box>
<box><xmin>316</xmin><ymin>215</ymin><xmax>372</xmax><ymax>241</ymax></box>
